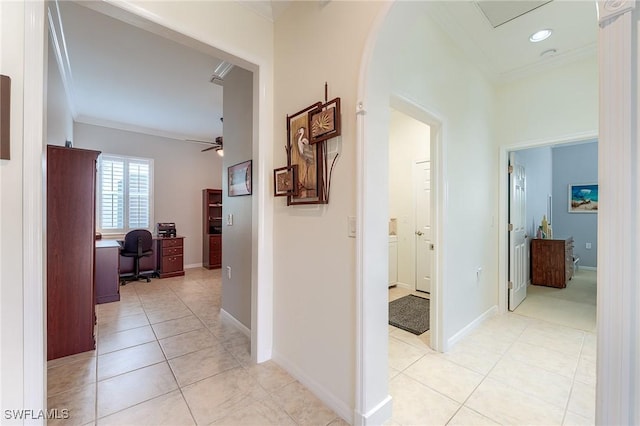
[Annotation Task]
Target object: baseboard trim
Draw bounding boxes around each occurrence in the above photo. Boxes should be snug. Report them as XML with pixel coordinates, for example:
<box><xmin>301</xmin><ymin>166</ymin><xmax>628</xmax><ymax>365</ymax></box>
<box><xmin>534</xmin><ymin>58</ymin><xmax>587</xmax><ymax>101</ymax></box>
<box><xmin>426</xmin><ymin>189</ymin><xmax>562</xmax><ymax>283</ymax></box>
<box><xmin>272</xmin><ymin>351</ymin><xmax>353</xmax><ymax>424</ymax></box>
<box><xmin>447</xmin><ymin>305</ymin><xmax>498</xmax><ymax>350</ymax></box>
<box><xmin>353</xmin><ymin>395</ymin><xmax>393</xmax><ymax>426</ymax></box>
<box><xmin>184</xmin><ymin>263</ymin><xmax>203</xmax><ymax>269</ymax></box>
<box><xmin>580</xmin><ymin>266</ymin><xmax>597</xmax><ymax>271</ymax></box>
<box><xmin>220</xmin><ymin>309</ymin><xmax>251</xmax><ymax>338</ymax></box>
<box><xmin>395</xmin><ymin>281</ymin><xmax>413</xmax><ymax>290</ymax></box>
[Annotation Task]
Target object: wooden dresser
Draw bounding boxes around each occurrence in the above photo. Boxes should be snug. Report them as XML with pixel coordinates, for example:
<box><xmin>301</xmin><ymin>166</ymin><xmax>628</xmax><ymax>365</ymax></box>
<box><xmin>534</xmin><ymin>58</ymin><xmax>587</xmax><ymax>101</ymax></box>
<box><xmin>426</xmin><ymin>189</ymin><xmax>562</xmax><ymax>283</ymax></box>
<box><xmin>531</xmin><ymin>237</ymin><xmax>574</xmax><ymax>288</ymax></box>
<box><xmin>157</xmin><ymin>236</ymin><xmax>185</xmax><ymax>278</ymax></box>
<box><xmin>47</xmin><ymin>145</ymin><xmax>100</xmax><ymax>360</ymax></box>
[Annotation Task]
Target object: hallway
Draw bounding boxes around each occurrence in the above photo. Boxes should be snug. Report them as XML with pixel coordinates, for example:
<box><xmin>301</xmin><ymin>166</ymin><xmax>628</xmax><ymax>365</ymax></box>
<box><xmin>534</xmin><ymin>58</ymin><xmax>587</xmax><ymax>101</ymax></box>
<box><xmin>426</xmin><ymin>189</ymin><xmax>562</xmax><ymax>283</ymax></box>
<box><xmin>48</xmin><ymin>267</ymin><xmax>595</xmax><ymax>425</ymax></box>
<box><xmin>388</xmin><ymin>288</ymin><xmax>596</xmax><ymax>425</ymax></box>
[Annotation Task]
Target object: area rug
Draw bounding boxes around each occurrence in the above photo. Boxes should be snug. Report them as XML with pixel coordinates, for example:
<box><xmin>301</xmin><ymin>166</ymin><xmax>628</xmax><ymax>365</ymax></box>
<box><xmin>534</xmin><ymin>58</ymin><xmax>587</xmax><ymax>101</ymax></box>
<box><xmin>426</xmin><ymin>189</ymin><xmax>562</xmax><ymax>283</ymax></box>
<box><xmin>389</xmin><ymin>294</ymin><xmax>430</xmax><ymax>335</ymax></box>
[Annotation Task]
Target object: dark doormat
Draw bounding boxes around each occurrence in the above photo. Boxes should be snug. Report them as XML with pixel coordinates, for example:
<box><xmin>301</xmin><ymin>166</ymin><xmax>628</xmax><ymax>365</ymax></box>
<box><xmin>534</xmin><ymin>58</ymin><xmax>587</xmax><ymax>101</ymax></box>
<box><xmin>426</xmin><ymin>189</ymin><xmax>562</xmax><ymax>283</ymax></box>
<box><xmin>389</xmin><ymin>294</ymin><xmax>430</xmax><ymax>335</ymax></box>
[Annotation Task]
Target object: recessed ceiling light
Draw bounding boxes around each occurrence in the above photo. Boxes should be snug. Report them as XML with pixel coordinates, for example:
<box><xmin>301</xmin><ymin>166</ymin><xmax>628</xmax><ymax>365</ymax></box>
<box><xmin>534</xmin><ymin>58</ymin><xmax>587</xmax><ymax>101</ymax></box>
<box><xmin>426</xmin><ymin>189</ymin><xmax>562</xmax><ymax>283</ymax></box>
<box><xmin>529</xmin><ymin>29</ymin><xmax>552</xmax><ymax>43</ymax></box>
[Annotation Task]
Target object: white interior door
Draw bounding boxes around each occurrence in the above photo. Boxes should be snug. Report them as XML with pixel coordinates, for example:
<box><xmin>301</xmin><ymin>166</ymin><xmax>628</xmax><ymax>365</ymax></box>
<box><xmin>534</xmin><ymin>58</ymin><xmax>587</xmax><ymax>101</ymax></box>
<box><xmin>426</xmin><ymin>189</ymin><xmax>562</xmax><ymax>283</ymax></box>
<box><xmin>509</xmin><ymin>152</ymin><xmax>527</xmax><ymax>310</ymax></box>
<box><xmin>415</xmin><ymin>160</ymin><xmax>432</xmax><ymax>293</ymax></box>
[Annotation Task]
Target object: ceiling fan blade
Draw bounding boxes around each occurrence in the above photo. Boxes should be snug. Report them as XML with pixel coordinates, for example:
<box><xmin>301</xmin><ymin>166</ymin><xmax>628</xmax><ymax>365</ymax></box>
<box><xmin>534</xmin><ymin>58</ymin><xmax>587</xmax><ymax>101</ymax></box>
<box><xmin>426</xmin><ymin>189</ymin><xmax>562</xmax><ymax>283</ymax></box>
<box><xmin>201</xmin><ymin>146</ymin><xmax>216</xmax><ymax>152</ymax></box>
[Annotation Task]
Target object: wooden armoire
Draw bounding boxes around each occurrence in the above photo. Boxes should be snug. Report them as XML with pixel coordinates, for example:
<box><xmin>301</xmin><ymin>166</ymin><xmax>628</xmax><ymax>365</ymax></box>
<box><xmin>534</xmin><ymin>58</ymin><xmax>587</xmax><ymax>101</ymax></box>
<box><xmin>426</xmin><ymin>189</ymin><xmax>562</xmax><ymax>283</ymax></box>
<box><xmin>47</xmin><ymin>145</ymin><xmax>100</xmax><ymax>360</ymax></box>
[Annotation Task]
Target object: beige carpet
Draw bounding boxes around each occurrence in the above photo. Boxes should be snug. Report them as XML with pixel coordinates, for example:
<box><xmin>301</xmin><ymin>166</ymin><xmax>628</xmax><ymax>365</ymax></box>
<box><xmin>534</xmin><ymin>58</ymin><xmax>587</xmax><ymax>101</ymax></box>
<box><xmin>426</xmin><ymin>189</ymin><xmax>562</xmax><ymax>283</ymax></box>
<box><xmin>514</xmin><ymin>269</ymin><xmax>597</xmax><ymax>332</ymax></box>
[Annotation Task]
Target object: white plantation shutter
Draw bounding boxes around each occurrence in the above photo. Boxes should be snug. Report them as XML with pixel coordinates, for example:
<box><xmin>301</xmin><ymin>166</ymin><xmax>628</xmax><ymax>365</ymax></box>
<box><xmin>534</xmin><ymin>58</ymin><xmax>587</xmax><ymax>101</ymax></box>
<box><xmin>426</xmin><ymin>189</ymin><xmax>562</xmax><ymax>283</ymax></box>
<box><xmin>98</xmin><ymin>154</ymin><xmax>153</xmax><ymax>234</ymax></box>
<box><xmin>128</xmin><ymin>160</ymin><xmax>150</xmax><ymax>228</ymax></box>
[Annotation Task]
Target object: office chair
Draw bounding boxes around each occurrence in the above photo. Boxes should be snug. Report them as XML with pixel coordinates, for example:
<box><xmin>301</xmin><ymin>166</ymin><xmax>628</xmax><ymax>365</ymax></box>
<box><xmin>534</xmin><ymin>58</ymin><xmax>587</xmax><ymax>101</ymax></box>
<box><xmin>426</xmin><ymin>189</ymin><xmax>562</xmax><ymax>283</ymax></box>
<box><xmin>119</xmin><ymin>229</ymin><xmax>154</xmax><ymax>285</ymax></box>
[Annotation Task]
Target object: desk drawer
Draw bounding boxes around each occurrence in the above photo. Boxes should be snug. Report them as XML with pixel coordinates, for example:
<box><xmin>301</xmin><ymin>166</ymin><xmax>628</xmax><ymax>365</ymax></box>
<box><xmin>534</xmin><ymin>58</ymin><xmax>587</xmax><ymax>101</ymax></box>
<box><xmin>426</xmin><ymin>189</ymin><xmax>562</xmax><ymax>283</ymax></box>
<box><xmin>161</xmin><ymin>255</ymin><xmax>183</xmax><ymax>273</ymax></box>
<box><xmin>163</xmin><ymin>246</ymin><xmax>183</xmax><ymax>257</ymax></box>
<box><xmin>161</xmin><ymin>238</ymin><xmax>183</xmax><ymax>249</ymax></box>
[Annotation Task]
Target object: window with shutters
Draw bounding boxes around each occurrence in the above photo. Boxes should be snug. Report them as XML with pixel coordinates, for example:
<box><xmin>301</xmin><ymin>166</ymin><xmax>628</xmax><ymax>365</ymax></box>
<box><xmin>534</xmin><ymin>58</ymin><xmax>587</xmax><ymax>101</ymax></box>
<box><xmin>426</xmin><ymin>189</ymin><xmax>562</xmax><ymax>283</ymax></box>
<box><xmin>97</xmin><ymin>154</ymin><xmax>153</xmax><ymax>234</ymax></box>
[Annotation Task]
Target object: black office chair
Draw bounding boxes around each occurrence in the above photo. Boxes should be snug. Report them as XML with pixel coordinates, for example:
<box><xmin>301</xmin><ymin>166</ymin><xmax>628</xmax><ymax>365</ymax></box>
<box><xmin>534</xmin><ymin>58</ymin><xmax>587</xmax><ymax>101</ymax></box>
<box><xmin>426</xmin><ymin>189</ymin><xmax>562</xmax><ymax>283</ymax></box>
<box><xmin>119</xmin><ymin>229</ymin><xmax>154</xmax><ymax>285</ymax></box>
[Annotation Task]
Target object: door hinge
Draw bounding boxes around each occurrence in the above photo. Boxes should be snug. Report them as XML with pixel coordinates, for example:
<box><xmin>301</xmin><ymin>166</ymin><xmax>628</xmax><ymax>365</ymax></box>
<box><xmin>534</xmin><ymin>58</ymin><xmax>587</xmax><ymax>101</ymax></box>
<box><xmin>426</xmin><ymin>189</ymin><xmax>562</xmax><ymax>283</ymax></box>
<box><xmin>508</xmin><ymin>223</ymin><xmax>514</xmax><ymax>231</ymax></box>
<box><xmin>508</xmin><ymin>281</ymin><xmax>514</xmax><ymax>290</ymax></box>
<box><xmin>508</xmin><ymin>165</ymin><xmax>514</xmax><ymax>174</ymax></box>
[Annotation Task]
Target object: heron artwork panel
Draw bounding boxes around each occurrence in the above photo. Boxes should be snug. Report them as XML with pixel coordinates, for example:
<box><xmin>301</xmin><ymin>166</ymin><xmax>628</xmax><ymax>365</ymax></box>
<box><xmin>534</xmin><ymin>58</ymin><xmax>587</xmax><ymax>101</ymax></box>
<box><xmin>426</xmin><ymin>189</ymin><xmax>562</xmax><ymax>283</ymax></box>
<box><xmin>287</xmin><ymin>102</ymin><xmax>323</xmax><ymax>205</ymax></box>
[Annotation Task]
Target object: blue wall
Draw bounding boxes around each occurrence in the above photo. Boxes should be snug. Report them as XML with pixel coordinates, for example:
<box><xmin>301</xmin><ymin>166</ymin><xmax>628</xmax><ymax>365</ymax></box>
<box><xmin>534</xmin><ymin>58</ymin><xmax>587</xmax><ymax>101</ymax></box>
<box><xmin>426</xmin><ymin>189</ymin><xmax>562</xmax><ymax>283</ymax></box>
<box><xmin>551</xmin><ymin>141</ymin><xmax>598</xmax><ymax>268</ymax></box>
<box><xmin>516</xmin><ymin>147</ymin><xmax>553</xmax><ymax>239</ymax></box>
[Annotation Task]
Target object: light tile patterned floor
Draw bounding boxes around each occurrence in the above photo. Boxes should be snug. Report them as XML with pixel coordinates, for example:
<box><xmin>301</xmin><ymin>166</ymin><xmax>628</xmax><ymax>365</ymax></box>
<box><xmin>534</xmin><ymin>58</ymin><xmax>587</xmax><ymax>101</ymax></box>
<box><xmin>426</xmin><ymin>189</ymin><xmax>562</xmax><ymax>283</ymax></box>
<box><xmin>49</xmin><ymin>268</ymin><xmax>596</xmax><ymax>425</ymax></box>
<box><xmin>47</xmin><ymin>268</ymin><xmax>346</xmax><ymax>425</ymax></box>
<box><xmin>387</xmin><ymin>271</ymin><xmax>597</xmax><ymax>425</ymax></box>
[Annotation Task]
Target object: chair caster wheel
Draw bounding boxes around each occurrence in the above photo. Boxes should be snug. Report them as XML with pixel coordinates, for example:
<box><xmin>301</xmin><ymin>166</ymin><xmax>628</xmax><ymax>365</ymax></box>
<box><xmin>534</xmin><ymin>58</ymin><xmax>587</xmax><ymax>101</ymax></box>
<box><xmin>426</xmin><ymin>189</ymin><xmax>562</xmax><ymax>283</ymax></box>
<box><xmin>146</xmin><ymin>277</ymin><xmax>151</xmax><ymax>283</ymax></box>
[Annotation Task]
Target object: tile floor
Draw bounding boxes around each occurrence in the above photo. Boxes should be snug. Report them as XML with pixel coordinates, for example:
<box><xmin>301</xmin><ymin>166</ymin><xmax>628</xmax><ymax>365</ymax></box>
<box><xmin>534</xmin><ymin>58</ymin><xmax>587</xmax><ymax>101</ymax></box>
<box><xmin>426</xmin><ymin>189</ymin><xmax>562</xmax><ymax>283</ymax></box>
<box><xmin>387</xmin><ymin>271</ymin><xmax>596</xmax><ymax>425</ymax></box>
<box><xmin>49</xmin><ymin>268</ymin><xmax>597</xmax><ymax>425</ymax></box>
<box><xmin>47</xmin><ymin>267</ymin><xmax>346</xmax><ymax>425</ymax></box>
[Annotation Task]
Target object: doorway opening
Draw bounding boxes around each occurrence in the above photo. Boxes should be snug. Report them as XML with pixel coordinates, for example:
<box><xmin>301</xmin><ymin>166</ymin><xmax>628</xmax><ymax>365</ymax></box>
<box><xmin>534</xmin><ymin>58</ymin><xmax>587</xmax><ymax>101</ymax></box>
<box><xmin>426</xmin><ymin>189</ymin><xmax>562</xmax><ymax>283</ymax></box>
<box><xmin>388</xmin><ymin>109</ymin><xmax>432</xmax><ymax>294</ymax></box>
<box><xmin>506</xmin><ymin>140</ymin><xmax>598</xmax><ymax>332</ymax></box>
<box><xmin>387</xmin><ymin>104</ymin><xmax>436</xmax><ymax>352</ymax></box>
<box><xmin>26</xmin><ymin>0</ymin><xmax>272</xmax><ymax>411</ymax></box>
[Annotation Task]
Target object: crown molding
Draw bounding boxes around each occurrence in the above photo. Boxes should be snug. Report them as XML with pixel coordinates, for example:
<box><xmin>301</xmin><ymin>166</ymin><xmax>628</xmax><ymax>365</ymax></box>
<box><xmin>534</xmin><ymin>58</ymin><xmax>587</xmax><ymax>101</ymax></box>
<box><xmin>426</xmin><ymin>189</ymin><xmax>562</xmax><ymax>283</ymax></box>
<box><xmin>75</xmin><ymin>114</ymin><xmax>216</xmax><ymax>144</ymax></box>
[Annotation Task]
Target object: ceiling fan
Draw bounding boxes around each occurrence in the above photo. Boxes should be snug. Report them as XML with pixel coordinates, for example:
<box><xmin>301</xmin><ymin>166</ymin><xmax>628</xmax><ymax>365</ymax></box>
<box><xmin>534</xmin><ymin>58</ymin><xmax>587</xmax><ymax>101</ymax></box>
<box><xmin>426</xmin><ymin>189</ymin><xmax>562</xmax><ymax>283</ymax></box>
<box><xmin>185</xmin><ymin>118</ymin><xmax>223</xmax><ymax>156</ymax></box>
<box><xmin>184</xmin><ymin>136</ymin><xmax>223</xmax><ymax>155</ymax></box>
<box><xmin>201</xmin><ymin>136</ymin><xmax>223</xmax><ymax>155</ymax></box>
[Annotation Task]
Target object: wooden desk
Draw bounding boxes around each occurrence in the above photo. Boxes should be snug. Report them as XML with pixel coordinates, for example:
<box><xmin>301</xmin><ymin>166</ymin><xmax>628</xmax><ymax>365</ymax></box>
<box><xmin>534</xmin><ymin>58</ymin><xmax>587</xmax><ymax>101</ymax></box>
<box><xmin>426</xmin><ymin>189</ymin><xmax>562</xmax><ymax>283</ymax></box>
<box><xmin>95</xmin><ymin>237</ymin><xmax>183</xmax><ymax>302</ymax></box>
<box><xmin>95</xmin><ymin>240</ymin><xmax>120</xmax><ymax>304</ymax></box>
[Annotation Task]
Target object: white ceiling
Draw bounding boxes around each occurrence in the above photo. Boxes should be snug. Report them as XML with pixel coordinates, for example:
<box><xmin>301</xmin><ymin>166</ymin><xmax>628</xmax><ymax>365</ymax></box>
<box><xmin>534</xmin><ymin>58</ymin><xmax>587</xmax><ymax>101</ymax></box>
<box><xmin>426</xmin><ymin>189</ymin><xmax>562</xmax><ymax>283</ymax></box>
<box><xmin>50</xmin><ymin>1</ymin><xmax>596</xmax><ymax>145</ymax></box>
<box><xmin>52</xmin><ymin>1</ymin><xmax>226</xmax><ymax>144</ymax></box>
<box><xmin>423</xmin><ymin>0</ymin><xmax>597</xmax><ymax>81</ymax></box>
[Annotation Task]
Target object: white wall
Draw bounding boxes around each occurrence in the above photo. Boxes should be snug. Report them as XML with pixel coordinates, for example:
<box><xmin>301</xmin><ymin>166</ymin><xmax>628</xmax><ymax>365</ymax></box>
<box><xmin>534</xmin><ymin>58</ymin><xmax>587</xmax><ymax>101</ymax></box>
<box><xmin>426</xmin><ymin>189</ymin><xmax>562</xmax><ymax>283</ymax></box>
<box><xmin>389</xmin><ymin>109</ymin><xmax>430</xmax><ymax>288</ymax></box>
<box><xmin>497</xmin><ymin>55</ymin><xmax>598</xmax><ymax>145</ymax></box>
<box><xmin>46</xmin><ymin>40</ymin><xmax>73</xmax><ymax>147</ymax></box>
<box><xmin>273</xmin><ymin>1</ymin><xmax>384</xmax><ymax>420</ymax></box>
<box><xmin>74</xmin><ymin>123</ymin><xmax>221</xmax><ymax>267</ymax></box>
<box><xmin>222</xmin><ymin>66</ymin><xmax>253</xmax><ymax>329</ymax></box>
<box><xmin>0</xmin><ymin>1</ymin><xmax>26</xmax><ymax>418</ymax></box>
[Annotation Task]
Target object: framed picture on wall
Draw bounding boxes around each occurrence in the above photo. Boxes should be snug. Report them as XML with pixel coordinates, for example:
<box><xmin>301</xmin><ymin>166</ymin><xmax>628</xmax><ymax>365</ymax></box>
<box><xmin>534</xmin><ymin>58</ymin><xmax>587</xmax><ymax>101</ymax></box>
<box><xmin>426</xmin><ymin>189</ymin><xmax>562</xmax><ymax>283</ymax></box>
<box><xmin>274</xmin><ymin>165</ymin><xmax>298</xmax><ymax>197</ymax></box>
<box><xmin>286</xmin><ymin>102</ymin><xmax>325</xmax><ymax>205</ymax></box>
<box><xmin>228</xmin><ymin>160</ymin><xmax>252</xmax><ymax>196</ymax></box>
<box><xmin>568</xmin><ymin>183</ymin><xmax>598</xmax><ymax>213</ymax></box>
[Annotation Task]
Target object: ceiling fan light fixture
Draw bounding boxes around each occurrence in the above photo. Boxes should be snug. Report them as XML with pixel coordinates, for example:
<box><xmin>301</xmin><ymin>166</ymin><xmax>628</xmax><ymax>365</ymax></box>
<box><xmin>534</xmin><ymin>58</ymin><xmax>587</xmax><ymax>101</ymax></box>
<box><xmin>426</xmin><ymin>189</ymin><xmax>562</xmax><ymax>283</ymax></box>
<box><xmin>216</xmin><ymin>148</ymin><xmax>224</xmax><ymax>157</ymax></box>
<box><xmin>529</xmin><ymin>29</ymin><xmax>552</xmax><ymax>43</ymax></box>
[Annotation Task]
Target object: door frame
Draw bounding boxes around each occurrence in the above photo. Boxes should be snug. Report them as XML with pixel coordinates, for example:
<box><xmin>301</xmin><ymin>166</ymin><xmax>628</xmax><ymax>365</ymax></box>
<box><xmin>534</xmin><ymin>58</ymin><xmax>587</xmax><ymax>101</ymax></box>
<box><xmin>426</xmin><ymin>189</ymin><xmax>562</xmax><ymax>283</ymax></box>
<box><xmin>498</xmin><ymin>131</ymin><xmax>597</xmax><ymax>314</ymax></box>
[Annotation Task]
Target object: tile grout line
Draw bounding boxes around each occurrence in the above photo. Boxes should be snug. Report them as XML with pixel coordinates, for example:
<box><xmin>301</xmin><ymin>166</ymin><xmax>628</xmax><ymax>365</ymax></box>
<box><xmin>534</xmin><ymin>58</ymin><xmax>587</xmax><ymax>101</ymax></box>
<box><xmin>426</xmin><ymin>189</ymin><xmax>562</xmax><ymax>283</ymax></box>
<box><xmin>448</xmin><ymin>316</ymin><xmax>531</xmax><ymax>425</ymax></box>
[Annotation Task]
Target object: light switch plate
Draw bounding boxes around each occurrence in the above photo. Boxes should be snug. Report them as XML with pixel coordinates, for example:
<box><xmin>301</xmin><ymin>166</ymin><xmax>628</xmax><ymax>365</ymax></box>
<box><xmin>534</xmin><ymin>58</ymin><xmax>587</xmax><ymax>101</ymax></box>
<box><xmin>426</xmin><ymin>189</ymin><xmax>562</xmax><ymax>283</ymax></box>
<box><xmin>347</xmin><ymin>216</ymin><xmax>356</xmax><ymax>238</ymax></box>
<box><xmin>227</xmin><ymin>214</ymin><xmax>233</xmax><ymax>226</ymax></box>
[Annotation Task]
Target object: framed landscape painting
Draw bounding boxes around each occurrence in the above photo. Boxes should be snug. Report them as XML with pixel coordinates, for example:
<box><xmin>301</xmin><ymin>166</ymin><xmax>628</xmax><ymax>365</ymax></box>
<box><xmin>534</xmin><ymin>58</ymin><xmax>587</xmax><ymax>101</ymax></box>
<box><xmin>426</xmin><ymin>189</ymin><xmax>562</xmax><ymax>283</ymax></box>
<box><xmin>228</xmin><ymin>160</ymin><xmax>252</xmax><ymax>196</ymax></box>
<box><xmin>569</xmin><ymin>183</ymin><xmax>598</xmax><ymax>213</ymax></box>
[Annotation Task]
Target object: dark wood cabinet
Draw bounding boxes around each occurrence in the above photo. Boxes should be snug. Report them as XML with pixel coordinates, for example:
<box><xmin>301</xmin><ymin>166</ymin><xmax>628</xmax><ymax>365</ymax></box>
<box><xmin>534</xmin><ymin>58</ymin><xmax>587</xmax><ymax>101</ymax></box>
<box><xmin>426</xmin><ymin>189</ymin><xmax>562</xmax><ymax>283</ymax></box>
<box><xmin>209</xmin><ymin>234</ymin><xmax>222</xmax><ymax>269</ymax></box>
<box><xmin>157</xmin><ymin>236</ymin><xmax>185</xmax><ymax>278</ymax></box>
<box><xmin>531</xmin><ymin>237</ymin><xmax>574</xmax><ymax>288</ymax></box>
<box><xmin>203</xmin><ymin>189</ymin><xmax>222</xmax><ymax>269</ymax></box>
<box><xmin>47</xmin><ymin>145</ymin><xmax>100</xmax><ymax>360</ymax></box>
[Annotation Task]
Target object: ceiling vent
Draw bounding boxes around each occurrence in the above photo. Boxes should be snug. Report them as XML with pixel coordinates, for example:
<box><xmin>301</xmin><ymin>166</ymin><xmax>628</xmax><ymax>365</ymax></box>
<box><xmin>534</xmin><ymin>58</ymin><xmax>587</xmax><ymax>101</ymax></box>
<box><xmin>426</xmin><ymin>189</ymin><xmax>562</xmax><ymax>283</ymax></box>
<box><xmin>475</xmin><ymin>0</ymin><xmax>552</xmax><ymax>28</ymax></box>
